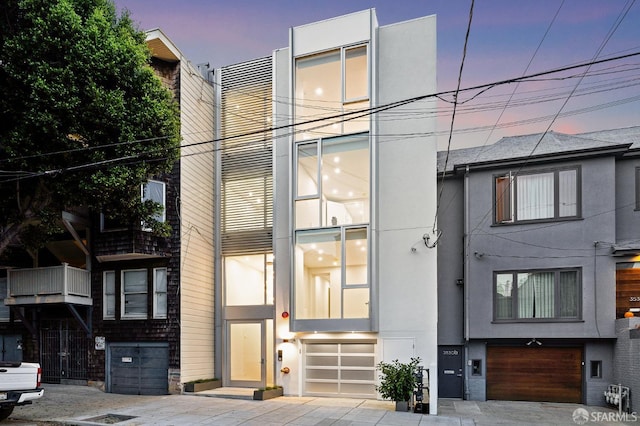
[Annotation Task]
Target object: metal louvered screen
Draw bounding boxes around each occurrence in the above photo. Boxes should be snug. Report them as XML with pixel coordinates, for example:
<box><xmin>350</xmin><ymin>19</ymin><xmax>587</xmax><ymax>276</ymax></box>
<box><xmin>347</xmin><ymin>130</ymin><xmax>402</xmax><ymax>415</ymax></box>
<box><xmin>220</xmin><ymin>57</ymin><xmax>273</xmax><ymax>254</ymax></box>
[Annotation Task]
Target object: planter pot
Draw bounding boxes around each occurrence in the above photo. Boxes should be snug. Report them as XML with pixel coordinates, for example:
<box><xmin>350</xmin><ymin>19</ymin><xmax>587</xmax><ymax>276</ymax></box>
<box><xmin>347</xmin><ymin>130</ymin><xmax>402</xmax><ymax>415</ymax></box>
<box><xmin>253</xmin><ymin>387</ymin><xmax>283</xmax><ymax>400</ymax></box>
<box><xmin>395</xmin><ymin>401</ymin><xmax>409</xmax><ymax>412</ymax></box>
<box><xmin>183</xmin><ymin>379</ymin><xmax>221</xmax><ymax>393</ymax></box>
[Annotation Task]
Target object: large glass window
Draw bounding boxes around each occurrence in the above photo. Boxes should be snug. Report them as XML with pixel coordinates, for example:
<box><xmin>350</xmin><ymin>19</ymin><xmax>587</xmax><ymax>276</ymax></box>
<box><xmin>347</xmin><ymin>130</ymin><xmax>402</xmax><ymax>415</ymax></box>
<box><xmin>121</xmin><ymin>269</ymin><xmax>147</xmax><ymax>319</ymax></box>
<box><xmin>495</xmin><ymin>168</ymin><xmax>579</xmax><ymax>223</ymax></box>
<box><xmin>295</xmin><ymin>45</ymin><xmax>369</xmax><ymax>139</ymax></box>
<box><xmin>295</xmin><ymin>227</ymin><xmax>368</xmax><ymax>320</ymax></box>
<box><xmin>295</xmin><ymin>134</ymin><xmax>369</xmax><ymax>229</ymax></box>
<box><xmin>225</xmin><ymin>253</ymin><xmax>274</xmax><ymax>306</ymax></box>
<box><xmin>495</xmin><ymin>269</ymin><xmax>581</xmax><ymax>320</ymax></box>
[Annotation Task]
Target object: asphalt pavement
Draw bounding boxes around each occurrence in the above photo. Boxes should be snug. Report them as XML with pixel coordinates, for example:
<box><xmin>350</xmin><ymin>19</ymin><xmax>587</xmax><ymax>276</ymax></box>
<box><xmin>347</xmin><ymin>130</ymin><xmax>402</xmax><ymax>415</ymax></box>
<box><xmin>2</xmin><ymin>384</ymin><xmax>637</xmax><ymax>425</ymax></box>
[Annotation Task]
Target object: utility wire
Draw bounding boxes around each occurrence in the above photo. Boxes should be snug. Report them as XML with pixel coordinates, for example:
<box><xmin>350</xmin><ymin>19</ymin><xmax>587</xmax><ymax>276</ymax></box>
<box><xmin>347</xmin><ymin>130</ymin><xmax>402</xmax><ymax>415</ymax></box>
<box><xmin>2</xmin><ymin>50</ymin><xmax>640</xmax><ymax>182</ymax></box>
<box><xmin>433</xmin><ymin>0</ymin><xmax>474</xmax><ymax>232</ymax></box>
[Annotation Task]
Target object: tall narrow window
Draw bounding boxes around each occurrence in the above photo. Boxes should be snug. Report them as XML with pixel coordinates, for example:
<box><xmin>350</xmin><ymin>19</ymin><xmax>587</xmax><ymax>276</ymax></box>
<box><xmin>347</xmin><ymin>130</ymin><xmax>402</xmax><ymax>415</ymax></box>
<box><xmin>495</xmin><ymin>174</ymin><xmax>512</xmax><ymax>223</ymax></box>
<box><xmin>153</xmin><ymin>268</ymin><xmax>167</xmax><ymax>319</ymax></box>
<box><xmin>103</xmin><ymin>271</ymin><xmax>116</xmax><ymax>320</ymax></box>
<box><xmin>121</xmin><ymin>269</ymin><xmax>147</xmax><ymax>319</ymax></box>
<box><xmin>142</xmin><ymin>180</ymin><xmax>166</xmax><ymax>227</ymax></box>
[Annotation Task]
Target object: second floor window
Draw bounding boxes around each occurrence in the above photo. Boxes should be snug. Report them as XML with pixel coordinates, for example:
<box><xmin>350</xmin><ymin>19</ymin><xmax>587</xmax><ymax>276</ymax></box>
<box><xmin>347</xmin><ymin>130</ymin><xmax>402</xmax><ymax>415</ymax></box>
<box><xmin>102</xmin><ymin>267</ymin><xmax>168</xmax><ymax>320</ymax></box>
<box><xmin>495</xmin><ymin>167</ymin><xmax>579</xmax><ymax>224</ymax></box>
<box><xmin>495</xmin><ymin>268</ymin><xmax>581</xmax><ymax>321</ymax></box>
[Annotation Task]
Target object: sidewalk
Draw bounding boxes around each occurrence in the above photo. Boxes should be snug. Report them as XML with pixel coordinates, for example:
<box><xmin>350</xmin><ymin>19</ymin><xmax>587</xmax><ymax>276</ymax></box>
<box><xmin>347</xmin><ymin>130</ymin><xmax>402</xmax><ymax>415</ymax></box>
<box><xmin>4</xmin><ymin>384</ymin><xmax>636</xmax><ymax>425</ymax></box>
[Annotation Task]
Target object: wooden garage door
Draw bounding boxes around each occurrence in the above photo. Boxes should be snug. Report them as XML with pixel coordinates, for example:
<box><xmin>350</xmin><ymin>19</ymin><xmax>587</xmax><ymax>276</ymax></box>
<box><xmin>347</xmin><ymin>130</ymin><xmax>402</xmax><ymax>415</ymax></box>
<box><xmin>487</xmin><ymin>346</ymin><xmax>582</xmax><ymax>403</ymax></box>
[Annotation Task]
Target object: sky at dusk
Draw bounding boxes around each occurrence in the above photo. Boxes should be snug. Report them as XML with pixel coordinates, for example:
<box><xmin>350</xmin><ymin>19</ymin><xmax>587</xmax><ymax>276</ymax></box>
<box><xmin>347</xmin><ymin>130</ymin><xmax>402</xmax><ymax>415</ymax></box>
<box><xmin>113</xmin><ymin>0</ymin><xmax>640</xmax><ymax>150</ymax></box>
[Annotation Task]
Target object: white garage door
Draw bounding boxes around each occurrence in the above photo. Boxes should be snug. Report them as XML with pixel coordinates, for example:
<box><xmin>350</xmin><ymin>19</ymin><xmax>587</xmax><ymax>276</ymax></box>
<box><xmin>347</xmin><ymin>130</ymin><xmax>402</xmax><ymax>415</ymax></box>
<box><xmin>304</xmin><ymin>342</ymin><xmax>376</xmax><ymax>397</ymax></box>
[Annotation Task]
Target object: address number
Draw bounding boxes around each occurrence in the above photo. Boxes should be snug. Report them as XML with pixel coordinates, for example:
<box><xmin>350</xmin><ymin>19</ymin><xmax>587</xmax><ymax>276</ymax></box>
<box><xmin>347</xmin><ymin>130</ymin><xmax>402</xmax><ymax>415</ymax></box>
<box><xmin>630</xmin><ymin>297</ymin><xmax>640</xmax><ymax>302</ymax></box>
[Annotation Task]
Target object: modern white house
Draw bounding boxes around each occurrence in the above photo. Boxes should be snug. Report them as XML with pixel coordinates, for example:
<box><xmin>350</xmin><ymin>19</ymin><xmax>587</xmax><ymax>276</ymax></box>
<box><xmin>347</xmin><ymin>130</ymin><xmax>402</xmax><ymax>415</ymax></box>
<box><xmin>207</xmin><ymin>9</ymin><xmax>439</xmax><ymax>410</ymax></box>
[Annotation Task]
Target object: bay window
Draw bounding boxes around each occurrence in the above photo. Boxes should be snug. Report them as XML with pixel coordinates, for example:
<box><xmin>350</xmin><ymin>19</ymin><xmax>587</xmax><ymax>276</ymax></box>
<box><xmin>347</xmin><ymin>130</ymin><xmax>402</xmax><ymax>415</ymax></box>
<box><xmin>495</xmin><ymin>268</ymin><xmax>581</xmax><ymax>320</ymax></box>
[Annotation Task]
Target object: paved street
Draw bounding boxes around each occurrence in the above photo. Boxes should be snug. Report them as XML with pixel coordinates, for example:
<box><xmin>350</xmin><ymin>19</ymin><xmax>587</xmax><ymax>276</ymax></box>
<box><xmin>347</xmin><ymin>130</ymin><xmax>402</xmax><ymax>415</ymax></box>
<box><xmin>2</xmin><ymin>384</ymin><xmax>637</xmax><ymax>425</ymax></box>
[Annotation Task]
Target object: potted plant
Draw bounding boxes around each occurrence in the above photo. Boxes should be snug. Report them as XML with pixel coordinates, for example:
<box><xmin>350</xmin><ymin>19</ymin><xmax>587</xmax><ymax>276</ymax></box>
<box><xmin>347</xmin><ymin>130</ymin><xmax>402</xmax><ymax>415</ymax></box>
<box><xmin>183</xmin><ymin>378</ymin><xmax>221</xmax><ymax>393</ymax></box>
<box><xmin>376</xmin><ymin>357</ymin><xmax>421</xmax><ymax>411</ymax></box>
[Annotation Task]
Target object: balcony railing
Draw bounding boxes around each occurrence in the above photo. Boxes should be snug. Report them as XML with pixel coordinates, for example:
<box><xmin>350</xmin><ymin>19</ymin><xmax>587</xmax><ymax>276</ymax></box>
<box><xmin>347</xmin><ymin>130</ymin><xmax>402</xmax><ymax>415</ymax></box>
<box><xmin>6</xmin><ymin>263</ymin><xmax>92</xmax><ymax>306</ymax></box>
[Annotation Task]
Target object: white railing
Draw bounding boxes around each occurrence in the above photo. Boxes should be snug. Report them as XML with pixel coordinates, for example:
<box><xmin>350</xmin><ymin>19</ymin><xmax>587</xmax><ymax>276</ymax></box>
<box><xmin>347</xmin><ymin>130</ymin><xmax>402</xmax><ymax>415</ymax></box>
<box><xmin>7</xmin><ymin>263</ymin><xmax>91</xmax><ymax>298</ymax></box>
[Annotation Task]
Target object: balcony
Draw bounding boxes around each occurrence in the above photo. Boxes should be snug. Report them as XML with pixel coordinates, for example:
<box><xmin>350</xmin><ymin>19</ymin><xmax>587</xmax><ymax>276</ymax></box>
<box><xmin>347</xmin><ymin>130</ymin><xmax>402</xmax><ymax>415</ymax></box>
<box><xmin>6</xmin><ymin>263</ymin><xmax>92</xmax><ymax>306</ymax></box>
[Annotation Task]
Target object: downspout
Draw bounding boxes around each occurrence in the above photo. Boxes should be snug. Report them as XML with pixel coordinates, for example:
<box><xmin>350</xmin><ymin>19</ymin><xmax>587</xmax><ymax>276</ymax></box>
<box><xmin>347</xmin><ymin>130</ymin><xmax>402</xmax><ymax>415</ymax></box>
<box><xmin>463</xmin><ymin>164</ymin><xmax>471</xmax><ymax>400</ymax></box>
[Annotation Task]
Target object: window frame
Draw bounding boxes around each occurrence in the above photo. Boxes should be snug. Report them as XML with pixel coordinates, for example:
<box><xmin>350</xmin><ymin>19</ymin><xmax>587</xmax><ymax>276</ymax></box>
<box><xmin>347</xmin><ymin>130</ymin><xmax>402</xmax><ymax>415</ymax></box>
<box><xmin>493</xmin><ymin>166</ymin><xmax>581</xmax><ymax>224</ymax></box>
<box><xmin>294</xmin><ymin>43</ymin><xmax>370</xmax><ymax>138</ymax></box>
<box><xmin>142</xmin><ymin>180</ymin><xmax>166</xmax><ymax>230</ymax></box>
<box><xmin>153</xmin><ymin>267</ymin><xmax>168</xmax><ymax>319</ymax></box>
<box><xmin>293</xmin><ymin>225</ymin><xmax>370</xmax><ymax>323</ymax></box>
<box><xmin>120</xmin><ymin>268</ymin><xmax>149</xmax><ymax>320</ymax></box>
<box><xmin>294</xmin><ymin>133</ymin><xmax>370</xmax><ymax>230</ymax></box>
<box><xmin>493</xmin><ymin>267</ymin><xmax>582</xmax><ymax>322</ymax></box>
<box><xmin>103</xmin><ymin>271</ymin><xmax>116</xmax><ymax>320</ymax></box>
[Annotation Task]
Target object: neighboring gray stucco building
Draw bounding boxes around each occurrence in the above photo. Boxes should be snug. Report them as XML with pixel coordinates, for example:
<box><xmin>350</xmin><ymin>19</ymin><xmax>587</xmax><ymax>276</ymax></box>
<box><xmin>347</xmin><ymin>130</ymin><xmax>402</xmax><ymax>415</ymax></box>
<box><xmin>437</xmin><ymin>126</ymin><xmax>640</xmax><ymax>409</ymax></box>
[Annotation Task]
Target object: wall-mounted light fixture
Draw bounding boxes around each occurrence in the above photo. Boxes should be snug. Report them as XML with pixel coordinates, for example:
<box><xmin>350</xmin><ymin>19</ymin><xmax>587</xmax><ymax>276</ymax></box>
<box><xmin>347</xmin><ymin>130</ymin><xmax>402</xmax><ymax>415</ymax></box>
<box><xmin>281</xmin><ymin>311</ymin><xmax>289</xmax><ymax>319</ymax></box>
<box><xmin>526</xmin><ymin>338</ymin><xmax>542</xmax><ymax>346</ymax></box>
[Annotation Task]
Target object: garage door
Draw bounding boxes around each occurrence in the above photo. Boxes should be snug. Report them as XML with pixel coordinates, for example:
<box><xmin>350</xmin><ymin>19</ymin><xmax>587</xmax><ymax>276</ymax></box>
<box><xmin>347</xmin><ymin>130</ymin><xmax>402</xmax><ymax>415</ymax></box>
<box><xmin>108</xmin><ymin>342</ymin><xmax>169</xmax><ymax>395</ymax></box>
<box><xmin>304</xmin><ymin>342</ymin><xmax>376</xmax><ymax>397</ymax></box>
<box><xmin>487</xmin><ymin>346</ymin><xmax>582</xmax><ymax>403</ymax></box>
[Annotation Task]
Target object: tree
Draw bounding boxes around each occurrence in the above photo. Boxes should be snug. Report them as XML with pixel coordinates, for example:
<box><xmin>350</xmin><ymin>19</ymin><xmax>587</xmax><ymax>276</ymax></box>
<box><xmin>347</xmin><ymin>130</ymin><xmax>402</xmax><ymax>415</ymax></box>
<box><xmin>0</xmin><ymin>0</ymin><xmax>181</xmax><ymax>258</ymax></box>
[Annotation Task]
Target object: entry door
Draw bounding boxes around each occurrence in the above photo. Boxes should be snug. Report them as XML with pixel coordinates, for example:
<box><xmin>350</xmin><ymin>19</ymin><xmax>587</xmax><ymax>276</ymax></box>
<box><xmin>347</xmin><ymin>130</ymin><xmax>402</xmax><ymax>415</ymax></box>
<box><xmin>438</xmin><ymin>345</ymin><xmax>463</xmax><ymax>398</ymax></box>
<box><xmin>227</xmin><ymin>320</ymin><xmax>272</xmax><ymax>388</ymax></box>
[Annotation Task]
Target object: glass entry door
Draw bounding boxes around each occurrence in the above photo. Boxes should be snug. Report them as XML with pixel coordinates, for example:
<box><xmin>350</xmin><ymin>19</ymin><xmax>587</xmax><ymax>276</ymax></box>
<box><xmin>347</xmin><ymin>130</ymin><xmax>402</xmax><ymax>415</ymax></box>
<box><xmin>227</xmin><ymin>320</ymin><xmax>273</xmax><ymax>388</ymax></box>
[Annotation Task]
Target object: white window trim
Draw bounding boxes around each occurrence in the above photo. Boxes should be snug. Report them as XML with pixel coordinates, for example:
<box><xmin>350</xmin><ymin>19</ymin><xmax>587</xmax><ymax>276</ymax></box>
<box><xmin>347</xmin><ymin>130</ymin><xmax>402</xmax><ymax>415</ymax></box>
<box><xmin>121</xmin><ymin>268</ymin><xmax>148</xmax><ymax>320</ymax></box>
<box><xmin>153</xmin><ymin>267</ymin><xmax>168</xmax><ymax>319</ymax></box>
<box><xmin>103</xmin><ymin>271</ymin><xmax>116</xmax><ymax>320</ymax></box>
<box><xmin>141</xmin><ymin>180</ymin><xmax>166</xmax><ymax>231</ymax></box>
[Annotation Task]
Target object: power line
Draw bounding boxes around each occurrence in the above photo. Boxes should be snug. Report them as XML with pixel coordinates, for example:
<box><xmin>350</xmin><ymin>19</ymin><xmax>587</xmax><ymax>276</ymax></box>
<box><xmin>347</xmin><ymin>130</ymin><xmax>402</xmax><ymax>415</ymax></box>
<box><xmin>2</xmin><ymin>50</ymin><xmax>640</xmax><ymax>183</ymax></box>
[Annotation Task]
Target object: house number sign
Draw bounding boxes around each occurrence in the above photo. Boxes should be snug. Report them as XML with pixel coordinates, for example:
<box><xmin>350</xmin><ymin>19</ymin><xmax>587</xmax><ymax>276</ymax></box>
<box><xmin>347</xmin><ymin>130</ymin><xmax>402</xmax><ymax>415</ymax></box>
<box><xmin>630</xmin><ymin>297</ymin><xmax>640</xmax><ymax>302</ymax></box>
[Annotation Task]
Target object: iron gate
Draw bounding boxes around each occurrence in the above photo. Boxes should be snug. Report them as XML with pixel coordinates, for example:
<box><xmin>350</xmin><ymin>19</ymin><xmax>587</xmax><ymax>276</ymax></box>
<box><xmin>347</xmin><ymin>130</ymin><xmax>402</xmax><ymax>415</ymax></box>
<box><xmin>40</xmin><ymin>322</ymin><xmax>88</xmax><ymax>384</ymax></box>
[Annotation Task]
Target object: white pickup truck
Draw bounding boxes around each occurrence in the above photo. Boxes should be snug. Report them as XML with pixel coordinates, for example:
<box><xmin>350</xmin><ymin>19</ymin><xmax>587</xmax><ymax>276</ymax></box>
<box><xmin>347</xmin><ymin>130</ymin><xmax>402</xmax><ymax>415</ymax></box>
<box><xmin>0</xmin><ymin>361</ymin><xmax>44</xmax><ymax>421</ymax></box>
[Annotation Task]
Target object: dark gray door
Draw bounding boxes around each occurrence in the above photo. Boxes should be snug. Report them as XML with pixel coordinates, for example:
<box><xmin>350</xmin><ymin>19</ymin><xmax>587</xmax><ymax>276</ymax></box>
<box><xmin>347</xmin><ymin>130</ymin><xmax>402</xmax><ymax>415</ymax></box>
<box><xmin>0</xmin><ymin>335</ymin><xmax>22</xmax><ymax>362</ymax></box>
<box><xmin>438</xmin><ymin>345</ymin><xmax>463</xmax><ymax>398</ymax></box>
<box><xmin>108</xmin><ymin>342</ymin><xmax>168</xmax><ymax>395</ymax></box>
